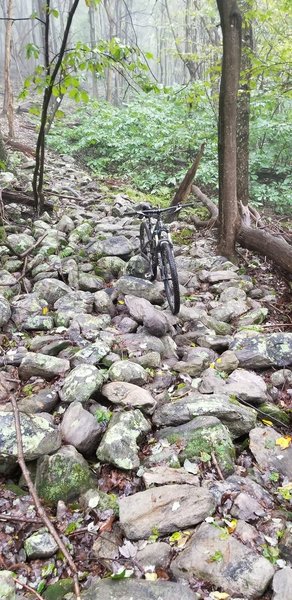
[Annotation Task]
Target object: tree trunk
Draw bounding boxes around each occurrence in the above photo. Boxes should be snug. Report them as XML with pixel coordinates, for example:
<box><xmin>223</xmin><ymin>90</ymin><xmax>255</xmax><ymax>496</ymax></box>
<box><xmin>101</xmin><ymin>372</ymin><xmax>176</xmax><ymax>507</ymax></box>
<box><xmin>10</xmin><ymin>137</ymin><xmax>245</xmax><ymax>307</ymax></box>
<box><xmin>3</xmin><ymin>0</ymin><xmax>14</xmax><ymax>138</ymax></box>
<box><xmin>0</xmin><ymin>127</ymin><xmax>7</xmax><ymax>166</ymax></box>
<box><xmin>237</xmin><ymin>0</ymin><xmax>253</xmax><ymax>206</ymax></box>
<box><xmin>217</xmin><ymin>0</ymin><xmax>242</xmax><ymax>260</ymax></box>
<box><xmin>89</xmin><ymin>3</ymin><xmax>98</xmax><ymax>98</ymax></box>
<box><xmin>238</xmin><ymin>226</ymin><xmax>292</xmax><ymax>274</ymax></box>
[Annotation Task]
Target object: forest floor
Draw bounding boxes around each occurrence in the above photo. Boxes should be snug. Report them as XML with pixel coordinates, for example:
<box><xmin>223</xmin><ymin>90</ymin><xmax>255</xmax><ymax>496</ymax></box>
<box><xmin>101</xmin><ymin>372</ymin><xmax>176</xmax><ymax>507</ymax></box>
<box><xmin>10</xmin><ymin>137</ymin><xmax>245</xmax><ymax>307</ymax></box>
<box><xmin>0</xmin><ymin>113</ymin><xmax>292</xmax><ymax>600</ymax></box>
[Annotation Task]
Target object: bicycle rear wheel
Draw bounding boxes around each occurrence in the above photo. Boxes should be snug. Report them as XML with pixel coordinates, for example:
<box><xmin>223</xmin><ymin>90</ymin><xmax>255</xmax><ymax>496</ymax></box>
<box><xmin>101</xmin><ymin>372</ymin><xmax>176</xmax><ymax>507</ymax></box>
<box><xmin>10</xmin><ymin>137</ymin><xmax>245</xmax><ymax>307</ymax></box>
<box><xmin>140</xmin><ymin>221</ymin><xmax>157</xmax><ymax>281</ymax></box>
<box><xmin>159</xmin><ymin>242</ymin><xmax>180</xmax><ymax>314</ymax></box>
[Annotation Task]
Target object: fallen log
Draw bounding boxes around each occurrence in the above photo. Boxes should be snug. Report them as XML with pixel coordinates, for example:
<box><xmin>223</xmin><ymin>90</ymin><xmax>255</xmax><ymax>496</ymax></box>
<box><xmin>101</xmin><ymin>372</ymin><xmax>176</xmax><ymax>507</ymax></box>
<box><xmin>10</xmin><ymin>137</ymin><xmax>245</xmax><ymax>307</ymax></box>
<box><xmin>2</xmin><ymin>189</ymin><xmax>53</xmax><ymax>212</ymax></box>
<box><xmin>238</xmin><ymin>225</ymin><xmax>292</xmax><ymax>275</ymax></box>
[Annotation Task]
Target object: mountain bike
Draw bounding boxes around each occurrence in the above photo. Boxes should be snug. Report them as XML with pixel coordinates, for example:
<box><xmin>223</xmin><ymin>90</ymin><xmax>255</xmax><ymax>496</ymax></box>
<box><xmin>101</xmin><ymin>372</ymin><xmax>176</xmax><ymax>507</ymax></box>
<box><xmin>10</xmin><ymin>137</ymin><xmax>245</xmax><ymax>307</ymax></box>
<box><xmin>126</xmin><ymin>204</ymin><xmax>192</xmax><ymax>315</ymax></box>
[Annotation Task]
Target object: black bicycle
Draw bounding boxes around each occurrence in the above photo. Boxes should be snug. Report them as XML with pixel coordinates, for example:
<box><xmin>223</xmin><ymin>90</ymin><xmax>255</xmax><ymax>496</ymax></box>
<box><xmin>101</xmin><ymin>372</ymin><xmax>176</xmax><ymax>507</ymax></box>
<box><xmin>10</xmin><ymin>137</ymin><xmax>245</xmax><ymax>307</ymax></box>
<box><xmin>126</xmin><ymin>204</ymin><xmax>191</xmax><ymax>315</ymax></box>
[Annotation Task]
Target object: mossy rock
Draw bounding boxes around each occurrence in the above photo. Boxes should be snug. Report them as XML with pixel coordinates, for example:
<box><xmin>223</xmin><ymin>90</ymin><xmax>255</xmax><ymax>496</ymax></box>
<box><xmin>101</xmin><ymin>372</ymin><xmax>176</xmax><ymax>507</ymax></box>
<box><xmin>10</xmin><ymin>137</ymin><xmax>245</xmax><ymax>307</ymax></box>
<box><xmin>35</xmin><ymin>445</ymin><xmax>94</xmax><ymax>505</ymax></box>
<box><xmin>258</xmin><ymin>402</ymin><xmax>290</xmax><ymax>426</ymax></box>
<box><xmin>43</xmin><ymin>578</ymin><xmax>74</xmax><ymax>600</ymax></box>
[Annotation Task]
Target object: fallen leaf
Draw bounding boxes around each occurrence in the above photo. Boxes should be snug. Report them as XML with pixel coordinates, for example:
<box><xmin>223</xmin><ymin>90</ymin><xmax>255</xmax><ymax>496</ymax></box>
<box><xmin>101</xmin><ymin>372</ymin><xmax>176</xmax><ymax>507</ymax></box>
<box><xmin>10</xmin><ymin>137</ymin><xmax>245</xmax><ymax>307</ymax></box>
<box><xmin>210</xmin><ymin>593</ymin><xmax>230</xmax><ymax>600</ymax></box>
<box><xmin>145</xmin><ymin>572</ymin><xmax>158</xmax><ymax>581</ymax></box>
<box><xmin>276</xmin><ymin>436</ymin><xmax>292</xmax><ymax>449</ymax></box>
<box><xmin>42</xmin><ymin>306</ymin><xmax>49</xmax><ymax>315</ymax></box>
<box><xmin>262</xmin><ymin>419</ymin><xmax>273</xmax><ymax>426</ymax></box>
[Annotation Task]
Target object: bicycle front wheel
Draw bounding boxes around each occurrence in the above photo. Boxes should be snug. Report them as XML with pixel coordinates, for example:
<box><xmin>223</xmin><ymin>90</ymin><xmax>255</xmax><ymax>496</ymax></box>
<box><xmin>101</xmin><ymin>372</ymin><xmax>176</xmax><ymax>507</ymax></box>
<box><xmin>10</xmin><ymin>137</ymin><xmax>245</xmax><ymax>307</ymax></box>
<box><xmin>159</xmin><ymin>242</ymin><xmax>180</xmax><ymax>315</ymax></box>
<box><xmin>139</xmin><ymin>221</ymin><xmax>157</xmax><ymax>281</ymax></box>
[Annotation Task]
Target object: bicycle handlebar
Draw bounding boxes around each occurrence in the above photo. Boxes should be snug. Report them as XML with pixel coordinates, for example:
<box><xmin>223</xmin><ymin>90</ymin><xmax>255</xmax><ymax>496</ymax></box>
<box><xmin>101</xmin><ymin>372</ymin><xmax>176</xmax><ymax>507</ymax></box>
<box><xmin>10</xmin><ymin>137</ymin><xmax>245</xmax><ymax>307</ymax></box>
<box><xmin>125</xmin><ymin>203</ymin><xmax>193</xmax><ymax>218</ymax></box>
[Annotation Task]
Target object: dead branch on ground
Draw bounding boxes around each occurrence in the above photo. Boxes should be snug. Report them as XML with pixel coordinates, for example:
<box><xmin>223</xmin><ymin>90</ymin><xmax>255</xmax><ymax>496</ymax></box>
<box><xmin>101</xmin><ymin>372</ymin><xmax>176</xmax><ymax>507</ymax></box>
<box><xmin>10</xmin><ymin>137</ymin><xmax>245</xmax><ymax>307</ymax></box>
<box><xmin>171</xmin><ymin>143</ymin><xmax>205</xmax><ymax>207</ymax></box>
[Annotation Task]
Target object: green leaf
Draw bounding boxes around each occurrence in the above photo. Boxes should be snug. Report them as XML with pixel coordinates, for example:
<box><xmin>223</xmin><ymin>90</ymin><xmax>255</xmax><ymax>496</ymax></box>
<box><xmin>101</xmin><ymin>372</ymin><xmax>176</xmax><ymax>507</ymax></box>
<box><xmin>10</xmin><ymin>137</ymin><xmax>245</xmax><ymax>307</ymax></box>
<box><xmin>25</xmin><ymin>43</ymin><xmax>39</xmax><ymax>59</ymax></box>
<box><xmin>210</xmin><ymin>550</ymin><xmax>224</xmax><ymax>562</ymax></box>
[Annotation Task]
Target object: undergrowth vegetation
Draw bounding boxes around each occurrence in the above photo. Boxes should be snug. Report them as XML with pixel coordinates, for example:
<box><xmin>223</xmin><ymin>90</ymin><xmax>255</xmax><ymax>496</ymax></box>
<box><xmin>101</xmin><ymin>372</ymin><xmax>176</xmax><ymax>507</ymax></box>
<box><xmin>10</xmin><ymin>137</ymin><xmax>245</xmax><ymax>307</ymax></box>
<box><xmin>49</xmin><ymin>91</ymin><xmax>291</xmax><ymax>212</ymax></box>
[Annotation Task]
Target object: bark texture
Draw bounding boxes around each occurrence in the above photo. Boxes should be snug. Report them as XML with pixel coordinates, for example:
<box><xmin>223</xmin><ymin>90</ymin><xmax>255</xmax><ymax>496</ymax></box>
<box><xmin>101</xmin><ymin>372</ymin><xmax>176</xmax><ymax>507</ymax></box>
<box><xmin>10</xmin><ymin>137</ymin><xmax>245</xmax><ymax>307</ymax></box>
<box><xmin>217</xmin><ymin>0</ymin><xmax>242</xmax><ymax>259</ymax></box>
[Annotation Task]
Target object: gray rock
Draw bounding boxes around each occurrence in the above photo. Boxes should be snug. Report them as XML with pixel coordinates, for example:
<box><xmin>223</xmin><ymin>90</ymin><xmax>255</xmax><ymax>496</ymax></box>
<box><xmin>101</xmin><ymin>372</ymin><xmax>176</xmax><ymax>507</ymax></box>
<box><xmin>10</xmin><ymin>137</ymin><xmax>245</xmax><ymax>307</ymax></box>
<box><xmin>238</xmin><ymin>307</ymin><xmax>268</xmax><ymax>326</ymax></box>
<box><xmin>230</xmin><ymin>333</ymin><xmax>292</xmax><ymax>368</ymax></box>
<box><xmin>108</xmin><ymin>360</ymin><xmax>148</xmax><ymax>385</ymax></box>
<box><xmin>17</xmin><ymin>388</ymin><xmax>59</xmax><ymax>414</ymax></box>
<box><xmin>91</xmin><ymin>525</ymin><xmax>123</xmax><ymax>562</ymax></box>
<box><xmin>196</xmin><ymin>333</ymin><xmax>232</xmax><ymax>351</ymax></box>
<box><xmin>94</xmin><ymin>289</ymin><xmax>115</xmax><ymax>315</ymax></box>
<box><xmin>220</xmin><ymin>286</ymin><xmax>247</xmax><ymax>302</ymax></box>
<box><xmin>0</xmin><ymin>295</ymin><xmax>11</xmax><ymax>327</ymax></box>
<box><xmin>29</xmin><ymin>335</ymin><xmax>71</xmax><ymax>355</ymax></box>
<box><xmin>158</xmin><ymin>416</ymin><xmax>235</xmax><ymax>476</ymax></box>
<box><xmin>56</xmin><ymin>215</ymin><xmax>75</xmax><ymax>233</ymax></box>
<box><xmin>134</xmin><ymin>351</ymin><xmax>161</xmax><ymax>369</ymax></box>
<box><xmin>125</xmin><ymin>295</ymin><xmax>169</xmax><ymax>337</ymax></box>
<box><xmin>7</xmin><ymin>233</ymin><xmax>35</xmax><ymax>254</ymax></box>
<box><xmin>78</xmin><ymin>274</ymin><xmax>104</xmax><ymax>292</ymax></box>
<box><xmin>24</xmin><ymin>530</ymin><xmax>58</xmax><ymax>559</ymax></box>
<box><xmin>125</xmin><ymin>255</ymin><xmax>148</xmax><ymax>277</ymax></box>
<box><xmin>69</xmin><ymin>222</ymin><xmax>93</xmax><ymax>244</ymax></box>
<box><xmin>70</xmin><ymin>313</ymin><xmax>111</xmax><ymax>341</ymax></box>
<box><xmin>0</xmin><ymin>271</ymin><xmax>18</xmax><ymax>286</ymax></box>
<box><xmin>249</xmin><ymin>426</ymin><xmax>292</xmax><ymax>479</ymax></box>
<box><xmin>210</xmin><ymin>475</ymin><xmax>274</xmax><ymax>521</ymax></box>
<box><xmin>59</xmin><ymin>364</ymin><xmax>104</xmax><ymax>403</ymax></box>
<box><xmin>209</xmin><ymin>299</ymin><xmax>249</xmax><ymax>322</ymax></box>
<box><xmin>61</xmin><ymin>402</ymin><xmax>102</xmax><ymax>454</ymax></box>
<box><xmin>101</xmin><ymin>235</ymin><xmax>133</xmax><ymax>257</ymax></box>
<box><xmin>153</xmin><ymin>392</ymin><xmax>257</xmax><ymax>438</ymax></box>
<box><xmin>33</xmin><ymin>278</ymin><xmax>72</xmax><ymax>305</ymax></box>
<box><xmin>54</xmin><ymin>290</ymin><xmax>93</xmax><ymax>326</ymax></box>
<box><xmin>136</xmin><ymin>541</ymin><xmax>172</xmax><ymax>569</ymax></box>
<box><xmin>21</xmin><ymin>315</ymin><xmax>54</xmax><ymax>331</ymax></box>
<box><xmin>171</xmin><ymin>522</ymin><xmax>274</xmax><ymax>597</ymax></box>
<box><xmin>142</xmin><ymin>465</ymin><xmax>199</xmax><ymax>488</ymax></box>
<box><xmin>94</xmin><ymin>256</ymin><xmax>126</xmax><ymax>281</ymax></box>
<box><xmin>102</xmin><ymin>381</ymin><xmax>156</xmax><ymax>414</ymax></box>
<box><xmin>178</xmin><ymin>305</ymin><xmax>208</xmax><ymax>323</ymax></box>
<box><xmin>117</xmin><ymin>316</ymin><xmax>138</xmax><ymax>333</ymax></box>
<box><xmin>173</xmin><ymin>347</ymin><xmax>216</xmax><ymax>377</ymax></box>
<box><xmin>19</xmin><ymin>352</ymin><xmax>70</xmax><ymax>381</ymax></box>
<box><xmin>70</xmin><ymin>340</ymin><xmax>111</xmax><ymax>368</ymax></box>
<box><xmin>11</xmin><ymin>293</ymin><xmax>48</xmax><ymax>328</ymax></box>
<box><xmin>272</xmin><ymin>568</ymin><xmax>292</xmax><ymax>600</ymax></box>
<box><xmin>224</xmin><ymin>368</ymin><xmax>268</xmax><ymax>404</ymax></box>
<box><xmin>0</xmin><ymin>411</ymin><xmax>61</xmax><ymax>473</ymax></box>
<box><xmin>119</xmin><ymin>484</ymin><xmax>215</xmax><ymax>540</ymax></box>
<box><xmin>114</xmin><ymin>276</ymin><xmax>164</xmax><ymax>305</ymax></box>
<box><xmin>0</xmin><ymin>570</ymin><xmax>15</xmax><ymax>600</ymax></box>
<box><xmin>96</xmin><ymin>410</ymin><xmax>150</xmax><ymax>469</ymax></box>
<box><xmin>79</xmin><ymin>579</ymin><xmax>198</xmax><ymax>600</ymax></box>
<box><xmin>214</xmin><ymin>350</ymin><xmax>239</xmax><ymax>373</ymax></box>
<box><xmin>271</xmin><ymin>369</ymin><xmax>292</xmax><ymax>387</ymax></box>
<box><xmin>35</xmin><ymin>445</ymin><xmax>93</xmax><ymax>504</ymax></box>
<box><xmin>113</xmin><ymin>332</ymin><xmax>165</xmax><ymax>358</ymax></box>
<box><xmin>199</xmin><ymin>269</ymin><xmax>239</xmax><ymax>283</ymax></box>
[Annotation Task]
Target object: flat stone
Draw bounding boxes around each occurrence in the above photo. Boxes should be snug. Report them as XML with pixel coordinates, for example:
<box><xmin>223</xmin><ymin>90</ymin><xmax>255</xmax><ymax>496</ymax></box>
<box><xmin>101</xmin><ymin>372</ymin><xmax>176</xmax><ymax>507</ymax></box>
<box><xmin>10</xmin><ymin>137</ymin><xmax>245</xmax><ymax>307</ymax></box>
<box><xmin>224</xmin><ymin>368</ymin><xmax>268</xmax><ymax>404</ymax></box>
<box><xmin>96</xmin><ymin>410</ymin><xmax>150</xmax><ymax>470</ymax></box>
<box><xmin>142</xmin><ymin>465</ymin><xmax>199</xmax><ymax>488</ymax></box>
<box><xmin>59</xmin><ymin>364</ymin><xmax>104</xmax><ymax>403</ymax></box>
<box><xmin>79</xmin><ymin>579</ymin><xmax>198</xmax><ymax>600</ymax></box>
<box><xmin>114</xmin><ymin>276</ymin><xmax>164</xmax><ymax>305</ymax></box>
<box><xmin>272</xmin><ymin>567</ymin><xmax>292</xmax><ymax>600</ymax></box>
<box><xmin>199</xmin><ymin>269</ymin><xmax>239</xmax><ymax>283</ymax></box>
<box><xmin>17</xmin><ymin>388</ymin><xmax>59</xmax><ymax>414</ymax></box>
<box><xmin>108</xmin><ymin>360</ymin><xmax>148</xmax><ymax>385</ymax></box>
<box><xmin>71</xmin><ymin>340</ymin><xmax>111</xmax><ymax>368</ymax></box>
<box><xmin>19</xmin><ymin>352</ymin><xmax>70</xmax><ymax>381</ymax></box>
<box><xmin>7</xmin><ymin>233</ymin><xmax>35</xmax><ymax>254</ymax></box>
<box><xmin>119</xmin><ymin>484</ymin><xmax>215</xmax><ymax>540</ymax></box>
<box><xmin>101</xmin><ymin>235</ymin><xmax>133</xmax><ymax>257</ymax></box>
<box><xmin>230</xmin><ymin>332</ymin><xmax>292</xmax><ymax>368</ymax></box>
<box><xmin>70</xmin><ymin>313</ymin><xmax>111</xmax><ymax>341</ymax></box>
<box><xmin>153</xmin><ymin>392</ymin><xmax>257</xmax><ymax>438</ymax></box>
<box><xmin>249</xmin><ymin>426</ymin><xmax>292</xmax><ymax>479</ymax></box>
<box><xmin>78</xmin><ymin>274</ymin><xmax>104</xmax><ymax>292</ymax></box>
<box><xmin>102</xmin><ymin>381</ymin><xmax>156</xmax><ymax>414</ymax></box>
<box><xmin>136</xmin><ymin>541</ymin><xmax>172</xmax><ymax>569</ymax></box>
<box><xmin>171</xmin><ymin>522</ymin><xmax>274</xmax><ymax>597</ymax></box>
<box><xmin>0</xmin><ymin>295</ymin><xmax>11</xmax><ymax>327</ymax></box>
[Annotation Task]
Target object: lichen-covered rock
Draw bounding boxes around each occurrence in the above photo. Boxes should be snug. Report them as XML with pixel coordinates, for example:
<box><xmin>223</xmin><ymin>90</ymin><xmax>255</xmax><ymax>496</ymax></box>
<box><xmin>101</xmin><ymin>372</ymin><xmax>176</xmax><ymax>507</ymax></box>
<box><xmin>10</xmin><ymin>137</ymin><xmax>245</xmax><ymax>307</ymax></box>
<box><xmin>214</xmin><ymin>350</ymin><xmax>239</xmax><ymax>373</ymax></box>
<box><xmin>119</xmin><ymin>484</ymin><xmax>215</xmax><ymax>540</ymax></box>
<box><xmin>102</xmin><ymin>381</ymin><xmax>156</xmax><ymax>414</ymax></box>
<box><xmin>158</xmin><ymin>416</ymin><xmax>235</xmax><ymax>476</ymax></box>
<box><xmin>96</xmin><ymin>410</ymin><xmax>150</xmax><ymax>469</ymax></box>
<box><xmin>68</xmin><ymin>221</ymin><xmax>93</xmax><ymax>244</ymax></box>
<box><xmin>94</xmin><ymin>256</ymin><xmax>126</xmax><ymax>282</ymax></box>
<box><xmin>19</xmin><ymin>352</ymin><xmax>70</xmax><ymax>381</ymax></box>
<box><xmin>125</xmin><ymin>254</ymin><xmax>148</xmax><ymax>277</ymax></box>
<box><xmin>71</xmin><ymin>340</ymin><xmax>111</xmax><ymax>368</ymax></box>
<box><xmin>7</xmin><ymin>232</ymin><xmax>35</xmax><ymax>254</ymax></box>
<box><xmin>70</xmin><ymin>313</ymin><xmax>111</xmax><ymax>341</ymax></box>
<box><xmin>0</xmin><ymin>570</ymin><xmax>15</xmax><ymax>600</ymax></box>
<box><xmin>114</xmin><ymin>276</ymin><xmax>164</xmax><ymax>305</ymax></box>
<box><xmin>0</xmin><ymin>295</ymin><xmax>11</xmax><ymax>327</ymax></box>
<box><xmin>101</xmin><ymin>235</ymin><xmax>133</xmax><ymax>257</ymax></box>
<box><xmin>11</xmin><ymin>293</ymin><xmax>48</xmax><ymax>328</ymax></box>
<box><xmin>78</xmin><ymin>274</ymin><xmax>104</xmax><ymax>292</ymax></box>
<box><xmin>54</xmin><ymin>290</ymin><xmax>93</xmax><ymax>326</ymax></box>
<box><xmin>35</xmin><ymin>445</ymin><xmax>93</xmax><ymax>504</ymax></box>
<box><xmin>153</xmin><ymin>392</ymin><xmax>257</xmax><ymax>438</ymax></box>
<box><xmin>270</xmin><ymin>369</ymin><xmax>292</xmax><ymax>387</ymax></box>
<box><xmin>61</xmin><ymin>402</ymin><xmax>103</xmax><ymax>454</ymax></box>
<box><xmin>272</xmin><ymin>567</ymin><xmax>292</xmax><ymax>600</ymax></box>
<box><xmin>173</xmin><ymin>347</ymin><xmax>217</xmax><ymax>377</ymax></box>
<box><xmin>0</xmin><ymin>411</ymin><xmax>61</xmax><ymax>473</ymax></box>
<box><xmin>24</xmin><ymin>530</ymin><xmax>58</xmax><ymax>559</ymax></box>
<box><xmin>22</xmin><ymin>315</ymin><xmax>54</xmax><ymax>331</ymax></box>
<box><xmin>79</xmin><ymin>579</ymin><xmax>198</xmax><ymax>600</ymax></box>
<box><xmin>59</xmin><ymin>364</ymin><xmax>104</xmax><ymax>403</ymax></box>
<box><xmin>230</xmin><ymin>332</ymin><xmax>292</xmax><ymax>368</ymax></box>
<box><xmin>33</xmin><ymin>278</ymin><xmax>72</xmax><ymax>305</ymax></box>
<box><xmin>17</xmin><ymin>388</ymin><xmax>59</xmax><ymax>414</ymax></box>
<box><xmin>108</xmin><ymin>360</ymin><xmax>148</xmax><ymax>385</ymax></box>
<box><xmin>171</xmin><ymin>522</ymin><xmax>274</xmax><ymax>597</ymax></box>
<box><xmin>249</xmin><ymin>426</ymin><xmax>292</xmax><ymax>479</ymax></box>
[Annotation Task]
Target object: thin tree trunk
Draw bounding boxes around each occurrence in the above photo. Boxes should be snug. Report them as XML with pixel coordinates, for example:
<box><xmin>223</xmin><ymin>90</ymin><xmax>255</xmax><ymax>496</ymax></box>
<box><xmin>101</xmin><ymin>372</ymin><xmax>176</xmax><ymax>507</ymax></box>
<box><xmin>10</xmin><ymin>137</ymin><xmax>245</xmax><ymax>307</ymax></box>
<box><xmin>217</xmin><ymin>0</ymin><xmax>242</xmax><ymax>260</ymax></box>
<box><xmin>237</xmin><ymin>0</ymin><xmax>253</xmax><ymax>206</ymax></box>
<box><xmin>3</xmin><ymin>0</ymin><xmax>14</xmax><ymax>138</ymax></box>
<box><xmin>89</xmin><ymin>3</ymin><xmax>98</xmax><ymax>98</ymax></box>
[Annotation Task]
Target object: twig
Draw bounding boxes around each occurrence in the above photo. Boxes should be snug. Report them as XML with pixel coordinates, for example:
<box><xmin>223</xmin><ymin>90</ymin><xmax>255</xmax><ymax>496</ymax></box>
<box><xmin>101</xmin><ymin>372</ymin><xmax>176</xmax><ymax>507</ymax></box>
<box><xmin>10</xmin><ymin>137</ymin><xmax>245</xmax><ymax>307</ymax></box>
<box><xmin>211</xmin><ymin>451</ymin><xmax>224</xmax><ymax>480</ymax></box>
<box><xmin>20</xmin><ymin>232</ymin><xmax>48</xmax><ymax>258</ymax></box>
<box><xmin>14</xmin><ymin>577</ymin><xmax>45</xmax><ymax>600</ymax></box>
<box><xmin>0</xmin><ymin>514</ymin><xmax>43</xmax><ymax>523</ymax></box>
<box><xmin>10</xmin><ymin>395</ymin><xmax>81</xmax><ymax>600</ymax></box>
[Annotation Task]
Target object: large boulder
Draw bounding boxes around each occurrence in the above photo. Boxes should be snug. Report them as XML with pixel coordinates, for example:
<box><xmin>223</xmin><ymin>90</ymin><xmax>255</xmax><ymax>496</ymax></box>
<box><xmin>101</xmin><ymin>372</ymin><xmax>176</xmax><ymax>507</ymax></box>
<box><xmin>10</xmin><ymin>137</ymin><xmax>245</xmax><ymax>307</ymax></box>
<box><xmin>171</xmin><ymin>522</ymin><xmax>274</xmax><ymax>598</ymax></box>
<box><xmin>19</xmin><ymin>352</ymin><xmax>70</xmax><ymax>381</ymax></box>
<box><xmin>114</xmin><ymin>276</ymin><xmax>164</xmax><ymax>305</ymax></box>
<box><xmin>230</xmin><ymin>332</ymin><xmax>292</xmax><ymax>368</ymax></box>
<box><xmin>59</xmin><ymin>364</ymin><xmax>104</xmax><ymax>403</ymax></box>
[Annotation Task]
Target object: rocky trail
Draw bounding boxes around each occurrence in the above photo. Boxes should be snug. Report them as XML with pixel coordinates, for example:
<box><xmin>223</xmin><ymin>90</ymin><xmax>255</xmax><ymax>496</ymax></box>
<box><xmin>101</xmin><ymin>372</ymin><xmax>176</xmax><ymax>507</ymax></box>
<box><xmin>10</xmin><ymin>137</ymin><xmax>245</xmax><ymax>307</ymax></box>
<box><xmin>0</xmin><ymin>148</ymin><xmax>292</xmax><ymax>600</ymax></box>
